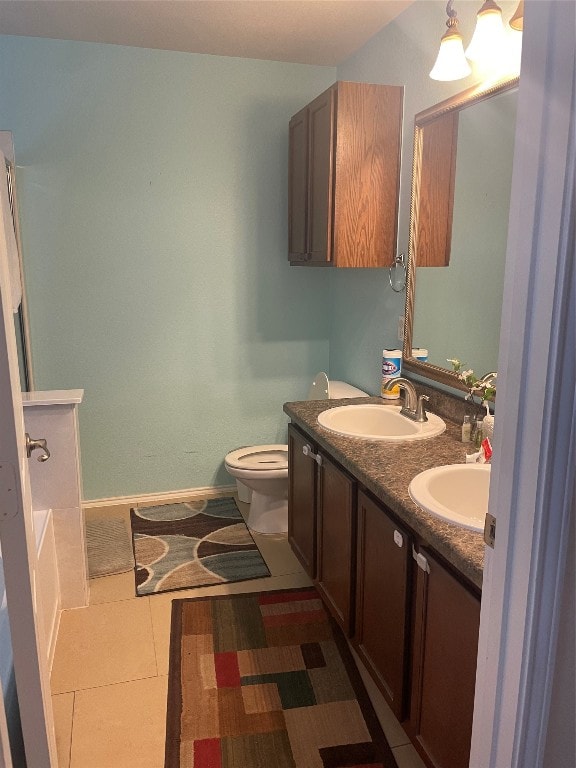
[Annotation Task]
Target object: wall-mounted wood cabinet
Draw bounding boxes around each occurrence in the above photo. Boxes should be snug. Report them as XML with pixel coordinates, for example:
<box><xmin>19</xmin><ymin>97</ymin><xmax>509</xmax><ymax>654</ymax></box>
<box><xmin>288</xmin><ymin>81</ymin><xmax>403</xmax><ymax>268</ymax></box>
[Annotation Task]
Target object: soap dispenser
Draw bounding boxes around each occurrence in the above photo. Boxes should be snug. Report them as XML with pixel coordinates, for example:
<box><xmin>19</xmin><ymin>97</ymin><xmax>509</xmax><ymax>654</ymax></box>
<box><xmin>482</xmin><ymin>401</ymin><xmax>495</xmax><ymax>440</ymax></box>
<box><xmin>472</xmin><ymin>416</ymin><xmax>484</xmax><ymax>449</ymax></box>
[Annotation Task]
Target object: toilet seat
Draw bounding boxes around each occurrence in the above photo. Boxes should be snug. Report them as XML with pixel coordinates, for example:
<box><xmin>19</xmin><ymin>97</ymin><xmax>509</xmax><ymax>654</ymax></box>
<box><xmin>225</xmin><ymin>444</ymin><xmax>288</xmax><ymax>471</ymax></box>
<box><xmin>223</xmin><ymin>376</ymin><xmax>367</xmax><ymax>534</ymax></box>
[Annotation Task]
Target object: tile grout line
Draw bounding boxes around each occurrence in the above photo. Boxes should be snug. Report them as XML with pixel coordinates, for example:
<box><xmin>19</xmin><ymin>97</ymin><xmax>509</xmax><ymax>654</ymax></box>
<box><xmin>67</xmin><ymin>691</ymin><xmax>76</xmax><ymax>768</ymax></box>
<box><xmin>146</xmin><ymin>595</ymin><xmax>163</xmax><ymax>679</ymax></box>
<box><xmin>59</xmin><ymin>496</ymin><xmax>315</xmax><ymax>764</ymax></box>
<box><xmin>56</xmin><ymin>671</ymin><xmax>170</xmax><ymax>697</ymax></box>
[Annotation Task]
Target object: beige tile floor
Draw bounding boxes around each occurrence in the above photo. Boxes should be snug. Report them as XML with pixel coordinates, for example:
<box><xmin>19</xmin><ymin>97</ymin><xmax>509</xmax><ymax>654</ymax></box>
<box><xmin>51</xmin><ymin>496</ymin><xmax>425</xmax><ymax>768</ymax></box>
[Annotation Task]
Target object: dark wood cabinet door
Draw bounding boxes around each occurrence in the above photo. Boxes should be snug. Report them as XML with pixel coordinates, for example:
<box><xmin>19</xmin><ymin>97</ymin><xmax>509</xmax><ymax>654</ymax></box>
<box><xmin>287</xmin><ymin>424</ymin><xmax>317</xmax><ymax>577</ymax></box>
<box><xmin>354</xmin><ymin>490</ymin><xmax>411</xmax><ymax>720</ymax></box>
<box><xmin>408</xmin><ymin>548</ymin><xmax>480</xmax><ymax>768</ymax></box>
<box><xmin>288</xmin><ymin>106</ymin><xmax>309</xmax><ymax>262</ymax></box>
<box><xmin>307</xmin><ymin>86</ymin><xmax>335</xmax><ymax>264</ymax></box>
<box><xmin>315</xmin><ymin>454</ymin><xmax>355</xmax><ymax>634</ymax></box>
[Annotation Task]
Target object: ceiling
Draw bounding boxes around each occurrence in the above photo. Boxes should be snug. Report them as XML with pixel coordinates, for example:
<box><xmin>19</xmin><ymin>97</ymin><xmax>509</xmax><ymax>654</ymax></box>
<box><xmin>0</xmin><ymin>0</ymin><xmax>412</xmax><ymax>66</ymax></box>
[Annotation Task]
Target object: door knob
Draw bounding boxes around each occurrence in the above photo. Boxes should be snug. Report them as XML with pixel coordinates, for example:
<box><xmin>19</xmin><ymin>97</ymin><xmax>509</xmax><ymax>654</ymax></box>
<box><xmin>25</xmin><ymin>433</ymin><xmax>50</xmax><ymax>462</ymax></box>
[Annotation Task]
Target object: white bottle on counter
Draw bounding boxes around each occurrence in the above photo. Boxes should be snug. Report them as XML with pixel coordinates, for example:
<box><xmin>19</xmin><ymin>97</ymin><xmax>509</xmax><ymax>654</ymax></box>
<box><xmin>482</xmin><ymin>407</ymin><xmax>495</xmax><ymax>440</ymax></box>
<box><xmin>381</xmin><ymin>349</ymin><xmax>402</xmax><ymax>399</ymax></box>
<box><xmin>461</xmin><ymin>414</ymin><xmax>472</xmax><ymax>443</ymax></box>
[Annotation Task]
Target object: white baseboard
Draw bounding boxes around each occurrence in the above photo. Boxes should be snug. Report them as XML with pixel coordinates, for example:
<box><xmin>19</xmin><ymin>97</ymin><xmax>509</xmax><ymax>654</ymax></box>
<box><xmin>82</xmin><ymin>484</ymin><xmax>237</xmax><ymax>510</ymax></box>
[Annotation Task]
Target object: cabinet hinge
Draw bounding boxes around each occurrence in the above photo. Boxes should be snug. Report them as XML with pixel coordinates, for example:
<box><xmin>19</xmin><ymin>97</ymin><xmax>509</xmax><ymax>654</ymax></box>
<box><xmin>484</xmin><ymin>513</ymin><xmax>496</xmax><ymax>549</ymax></box>
<box><xmin>412</xmin><ymin>546</ymin><xmax>430</xmax><ymax>573</ymax></box>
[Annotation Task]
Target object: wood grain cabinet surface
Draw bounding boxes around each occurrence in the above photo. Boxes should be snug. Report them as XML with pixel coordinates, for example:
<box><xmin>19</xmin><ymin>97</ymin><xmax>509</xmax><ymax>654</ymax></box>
<box><xmin>315</xmin><ymin>454</ymin><xmax>356</xmax><ymax>635</ymax></box>
<box><xmin>287</xmin><ymin>425</ymin><xmax>356</xmax><ymax>634</ymax></box>
<box><xmin>407</xmin><ymin>547</ymin><xmax>481</xmax><ymax>768</ymax></box>
<box><xmin>287</xmin><ymin>424</ymin><xmax>317</xmax><ymax>577</ymax></box>
<box><xmin>411</xmin><ymin>111</ymin><xmax>459</xmax><ymax>267</ymax></box>
<box><xmin>354</xmin><ymin>490</ymin><xmax>411</xmax><ymax>721</ymax></box>
<box><xmin>288</xmin><ymin>81</ymin><xmax>403</xmax><ymax>268</ymax></box>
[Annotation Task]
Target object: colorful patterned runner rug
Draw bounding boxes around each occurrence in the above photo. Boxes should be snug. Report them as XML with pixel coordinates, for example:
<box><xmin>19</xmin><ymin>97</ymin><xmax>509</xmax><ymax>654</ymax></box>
<box><xmin>164</xmin><ymin>588</ymin><xmax>398</xmax><ymax>768</ymax></box>
<box><xmin>130</xmin><ymin>497</ymin><xmax>270</xmax><ymax>596</ymax></box>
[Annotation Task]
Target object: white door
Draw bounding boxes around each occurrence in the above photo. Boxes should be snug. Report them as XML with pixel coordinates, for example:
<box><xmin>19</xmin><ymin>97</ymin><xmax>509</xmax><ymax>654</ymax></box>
<box><xmin>470</xmin><ymin>1</ymin><xmax>576</xmax><ymax>766</ymax></box>
<box><xmin>0</xmin><ymin>205</ymin><xmax>56</xmax><ymax>761</ymax></box>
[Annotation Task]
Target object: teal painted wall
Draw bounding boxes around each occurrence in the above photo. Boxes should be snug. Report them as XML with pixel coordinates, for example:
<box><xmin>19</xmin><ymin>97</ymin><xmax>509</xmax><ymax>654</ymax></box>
<box><xmin>0</xmin><ymin>3</ymin><xmax>521</xmax><ymax>498</ymax></box>
<box><xmin>413</xmin><ymin>90</ymin><xmax>517</xmax><ymax>373</ymax></box>
<box><xmin>331</xmin><ymin>0</ymin><xmax>520</xmax><ymax>395</ymax></box>
<box><xmin>0</xmin><ymin>36</ymin><xmax>335</xmax><ymax>499</ymax></box>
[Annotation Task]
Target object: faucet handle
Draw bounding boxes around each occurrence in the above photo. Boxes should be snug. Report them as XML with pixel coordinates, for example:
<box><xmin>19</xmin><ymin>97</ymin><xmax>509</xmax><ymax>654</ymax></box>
<box><xmin>415</xmin><ymin>394</ymin><xmax>429</xmax><ymax>423</ymax></box>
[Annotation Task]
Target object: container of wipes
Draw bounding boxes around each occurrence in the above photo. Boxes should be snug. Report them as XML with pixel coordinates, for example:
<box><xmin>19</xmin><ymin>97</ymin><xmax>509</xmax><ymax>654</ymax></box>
<box><xmin>381</xmin><ymin>349</ymin><xmax>402</xmax><ymax>399</ymax></box>
<box><xmin>412</xmin><ymin>348</ymin><xmax>428</xmax><ymax>362</ymax></box>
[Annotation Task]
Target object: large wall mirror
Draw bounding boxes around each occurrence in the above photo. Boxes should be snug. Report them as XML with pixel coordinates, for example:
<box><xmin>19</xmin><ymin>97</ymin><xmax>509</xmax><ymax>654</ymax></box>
<box><xmin>402</xmin><ymin>76</ymin><xmax>519</xmax><ymax>392</ymax></box>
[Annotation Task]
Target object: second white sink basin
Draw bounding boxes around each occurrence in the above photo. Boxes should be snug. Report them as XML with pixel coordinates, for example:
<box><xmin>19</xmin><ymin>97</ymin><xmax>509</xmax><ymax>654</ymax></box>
<box><xmin>409</xmin><ymin>464</ymin><xmax>491</xmax><ymax>531</ymax></box>
<box><xmin>317</xmin><ymin>404</ymin><xmax>446</xmax><ymax>442</ymax></box>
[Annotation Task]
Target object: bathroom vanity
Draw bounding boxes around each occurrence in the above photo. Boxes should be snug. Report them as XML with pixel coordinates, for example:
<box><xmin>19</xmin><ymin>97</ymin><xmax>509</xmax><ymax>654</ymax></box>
<box><xmin>284</xmin><ymin>395</ymin><xmax>483</xmax><ymax>768</ymax></box>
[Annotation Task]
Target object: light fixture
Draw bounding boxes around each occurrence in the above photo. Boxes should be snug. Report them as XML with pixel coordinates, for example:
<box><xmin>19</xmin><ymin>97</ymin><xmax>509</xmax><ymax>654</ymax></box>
<box><xmin>429</xmin><ymin>0</ymin><xmax>472</xmax><ymax>81</ymax></box>
<box><xmin>509</xmin><ymin>0</ymin><xmax>524</xmax><ymax>31</ymax></box>
<box><xmin>465</xmin><ymin>0</ymin><xmax>506</xmax><ymax>63</ymax></box>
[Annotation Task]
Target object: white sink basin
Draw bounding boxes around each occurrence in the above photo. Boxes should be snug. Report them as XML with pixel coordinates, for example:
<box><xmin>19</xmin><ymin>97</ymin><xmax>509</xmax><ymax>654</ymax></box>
<box><xmin>317</xmin><ymin>404</ymin><xmax>446</xmax><ymax>442</ymax></box>
<box><xmin>409</xmin><ymin>464</ymin><xmax>491</xmax><ymax>531</ymax></box>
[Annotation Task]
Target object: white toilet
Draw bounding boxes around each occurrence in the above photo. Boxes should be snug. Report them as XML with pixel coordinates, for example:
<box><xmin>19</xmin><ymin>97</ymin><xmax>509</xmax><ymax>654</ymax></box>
<box><xmin>225</xmin><ymin>373</ymin><xmax>368</xmax><ymax>534</ymax></box>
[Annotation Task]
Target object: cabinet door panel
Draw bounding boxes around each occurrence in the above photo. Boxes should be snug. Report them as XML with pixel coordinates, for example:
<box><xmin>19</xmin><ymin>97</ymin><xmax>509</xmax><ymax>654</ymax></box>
<box><xmin>316</xmin><ymin>455</ymin><xmax>355</xmax><ymax>634</ymax></box>
<box><xmin>333</xmin><ymin>82</ymin><xmax>403</xmax><ymax>267</ymax></box>
<box><xmin>288</xmin><ymin>81</ymin><xmax>403</xmax><ymax>268</ymax></box>
<box><xmin>414</xmin><ymin>111</ymin><xmax>458</xmax><ymax>267</ymax></box>
<box><xmin>288</xmin><ymin>106</ymin><xmax>309</xmax><ymax>262</ymax></box>
<box><xmin>409</xmin><ymin>549</ymin><xmax>480</xmax><ymax>768</ymax></box>
<box><xmin>287</xmin><ymin>425</ymin><xmax>316</xmax><ymax>577</ymax></box>
<box><xmin>307</xmin><ymin>87</ymin><xmax>335</xmax><ymax>264</ymax></box>
<box><xmin>354</xmin><ymin>490</ymin><xmax>410</xmax><ymax>720</ymax></box>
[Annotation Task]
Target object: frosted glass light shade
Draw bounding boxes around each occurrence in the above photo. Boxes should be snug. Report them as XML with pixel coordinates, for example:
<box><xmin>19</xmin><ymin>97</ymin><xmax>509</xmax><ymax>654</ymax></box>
<box><xmin>430</xmin><ymin>34</ymin><xmax>472</xmax><ymax>81</ymax></box>
<box><xmin>466</xmin><ymin>4</ymin><xmax>506</xmax><ymax>62</ymax></box>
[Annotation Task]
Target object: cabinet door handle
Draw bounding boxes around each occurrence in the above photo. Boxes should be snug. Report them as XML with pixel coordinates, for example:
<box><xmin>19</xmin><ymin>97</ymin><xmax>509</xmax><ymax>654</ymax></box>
<box><xmin>302</xmin><ymin>444</ymin><xmax>323</xmax><ymax>466</ymax></box>
<box><xmin>412</xmin><ymin>546</ymin><xmax>430</xmax><ymax>573</ymax></box>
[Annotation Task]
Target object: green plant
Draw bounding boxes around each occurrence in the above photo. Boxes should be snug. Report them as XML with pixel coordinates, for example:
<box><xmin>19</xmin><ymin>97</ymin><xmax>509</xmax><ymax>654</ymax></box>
<box><xmin>447</xmin><ymin>359</ymin><xmax>496</xmax><ymax>401</ymax></box>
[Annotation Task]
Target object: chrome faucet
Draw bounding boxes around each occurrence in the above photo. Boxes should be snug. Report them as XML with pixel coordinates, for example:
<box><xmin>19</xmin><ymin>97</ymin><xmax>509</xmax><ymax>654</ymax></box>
<box><xmin>477</xmin><ymin>371</ymin><xmax>497</xmax><ymax>387</ymax></box>
<box><xmin>466</xmin><ymin>371</ymin><xmax>498</xmax><ymax>400</ymax></box>
<box><xmin>382</xmin><ymin>377</ymin><xmax>429</xmax><ymax>423</ymax></box>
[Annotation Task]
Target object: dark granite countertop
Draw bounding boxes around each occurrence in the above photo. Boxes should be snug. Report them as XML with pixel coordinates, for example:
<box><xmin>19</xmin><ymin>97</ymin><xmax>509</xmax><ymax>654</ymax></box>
<box><xmin>283</xmin><ymin>396</ymin><xmax>484</xmax><ymax>590</ymax></box>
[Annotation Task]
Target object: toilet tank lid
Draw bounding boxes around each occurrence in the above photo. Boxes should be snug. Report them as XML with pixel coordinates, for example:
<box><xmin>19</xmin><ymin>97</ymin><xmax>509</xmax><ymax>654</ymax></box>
<box><xmin>307</xmin><ymin>372</ymin><xmax>368</xmax><ymax>400</ymax></box>
<box><xmin>329</xmin><ymin>380</ymin><xmax>369</xmax><ymax>398</ymax></box>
